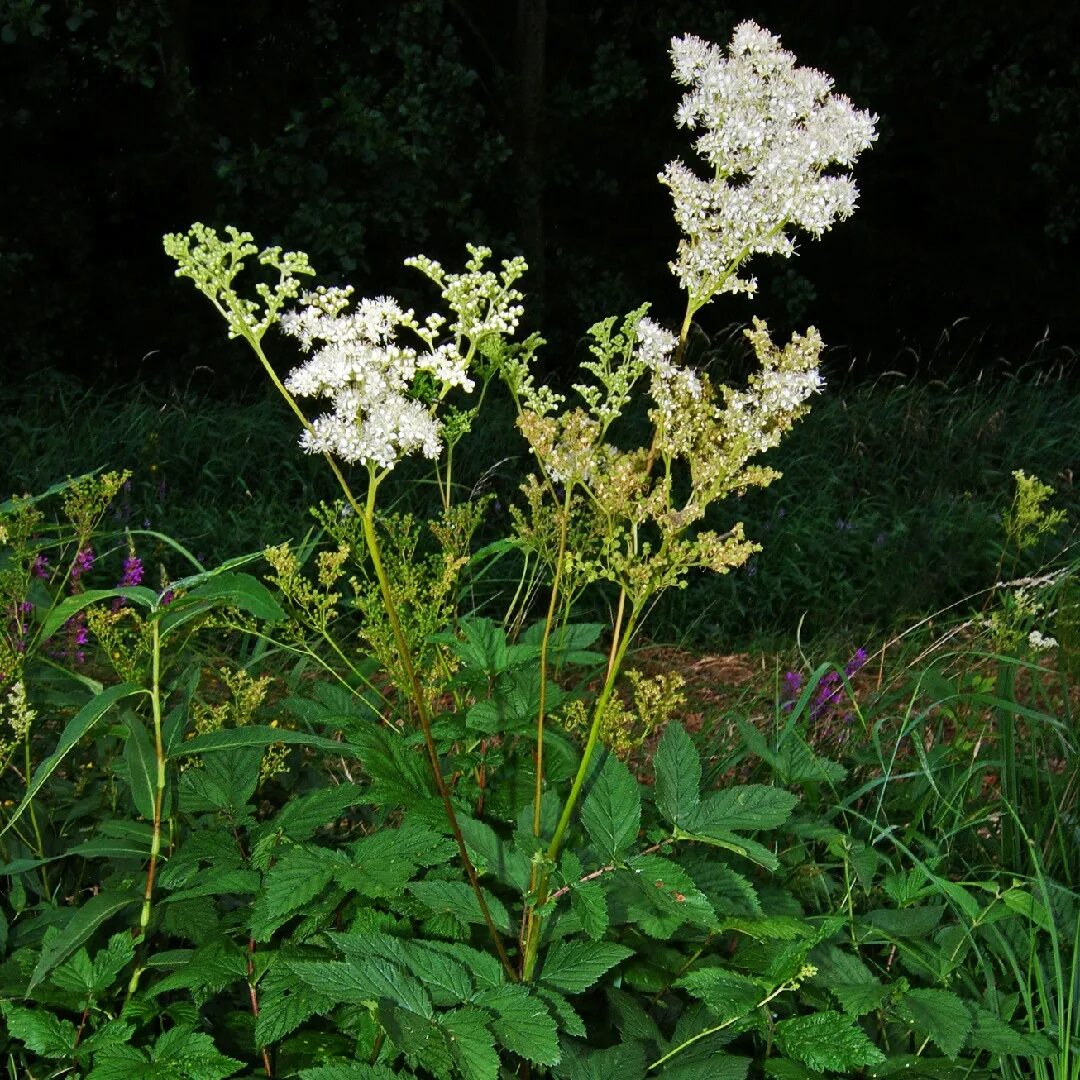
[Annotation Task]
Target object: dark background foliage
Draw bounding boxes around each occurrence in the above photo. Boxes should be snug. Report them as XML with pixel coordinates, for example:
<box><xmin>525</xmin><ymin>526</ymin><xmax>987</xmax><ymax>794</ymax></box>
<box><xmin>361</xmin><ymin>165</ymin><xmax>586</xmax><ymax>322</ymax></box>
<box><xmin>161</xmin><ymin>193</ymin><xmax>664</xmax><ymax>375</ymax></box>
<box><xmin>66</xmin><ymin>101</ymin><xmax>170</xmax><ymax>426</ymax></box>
<box><xmin>2</xmin><ymin>0</ymin><xmax>1078</xmax><ymax>395</ymax></box>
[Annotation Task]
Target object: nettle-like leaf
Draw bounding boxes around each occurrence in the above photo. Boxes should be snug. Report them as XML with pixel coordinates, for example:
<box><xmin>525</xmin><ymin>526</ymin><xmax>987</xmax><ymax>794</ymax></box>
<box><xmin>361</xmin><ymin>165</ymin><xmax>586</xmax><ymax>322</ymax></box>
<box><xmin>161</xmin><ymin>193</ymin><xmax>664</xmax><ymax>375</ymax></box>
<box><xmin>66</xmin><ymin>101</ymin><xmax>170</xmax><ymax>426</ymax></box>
<box><xmin>539</xmin><ymin>940</ymin><xmax>633</xmax><ymax>994</ymax></box>
<box><xmin>691</xmin><ymin>785</ymin><xmax>797</xmax><ymax>834</ymax></box>
<box><xmin>619</xmin><ymin>853</ymin><xmax>717</xmax><ymax>938</ymax></box>
<box><xmin>259</xmin><ymin>781</ymin><xmax>364</xmax><ymax>844</ymax></box>
<box><xmin>472</xmin><ymin>984</ymin><xmax>560</xmax><ymax>1066</ymax></box>
<box><xmin>654</xmin><ymin>722</ymin><xmax>701</xmax><ymax>828</ymax></box>
<box><xmin>457</xmin><ymin>814</ymin><xmax>532</xmax><ymax>891</ymax></box>
<box><xmin>738</xmin><ymin>721</ymin><xmax>846</xmax><ymax>785</ymax></box>
<box><xmin>810</xmin><ymin>944</ymin><xmax>889</xmax><ymax>1018</ymax></box>
<box><xmin>0</xmin><ymin>1002</ymin><xmax>77</xmax><ymax>1059</ymax></box>
<box><xmin>346</xmin><ymin>722</ymin><xmax>437</xmax><ymax>807</ymax></box>
<box><xmin>250</xmin><ymin>845</ymin><xmax>342</xmax><ymax>941</ymax></box>
<box><xmin>570</xmin><ymin>880</ymin><xmax>609</xmax><ymax>940</ymax></box>
<box><xmin>408</xmin><ymin>879</ymin><xmax>512</xmax><ymax>933</ymax></box>
<box><xmin>438</xmin><ymin>1006</ymin><xmax>500</xmax><ymax>1080</ymax></box>
<box><xmin>900</xmin><ymin>988</ymin><xmax>972</xmax><ymax>1059</ymax></box>
<box><xmin>50</xmin><ymin>932</ymin><xmax>134</xmax><ymax>999</ymax></box>
<box><xmin>676</xmin><ymin>967</ymin><xmax>762</xmax><ymax>1023</ymax></box>
<box><xmin>519</xmin><ymin>619</ymin><xmax>606</xmax><ymax>666</ymax></box>
<box><xmin>553</xmin><ymin>1039</ymin><xmax>648</xmax><ymax>1080</ymax></box>
<box><xmin>772</xmin><ymin>1010</ymin><xmax>885</xmax><ymax>1073</ymax></box>
<box><xmin>290</xmin><ymin>954</ymin><xmax>433</xmax><ymax>1017</ymax></box>
<box><xmin>581</xmin><ymin>751</ymin><xmax>641</xmax><ymax>861</ymax></box>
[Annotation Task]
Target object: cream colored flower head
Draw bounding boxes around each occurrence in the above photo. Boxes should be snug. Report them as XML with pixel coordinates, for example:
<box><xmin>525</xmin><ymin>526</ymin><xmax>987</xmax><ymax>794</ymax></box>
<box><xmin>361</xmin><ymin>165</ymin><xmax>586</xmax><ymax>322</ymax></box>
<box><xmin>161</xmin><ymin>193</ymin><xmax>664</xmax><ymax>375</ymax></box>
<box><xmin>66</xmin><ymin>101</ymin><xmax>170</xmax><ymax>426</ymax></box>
<box><xmin>661</xmin><ymin>22</ymin><xmax>877</xmax><ymax>307</ymax></box>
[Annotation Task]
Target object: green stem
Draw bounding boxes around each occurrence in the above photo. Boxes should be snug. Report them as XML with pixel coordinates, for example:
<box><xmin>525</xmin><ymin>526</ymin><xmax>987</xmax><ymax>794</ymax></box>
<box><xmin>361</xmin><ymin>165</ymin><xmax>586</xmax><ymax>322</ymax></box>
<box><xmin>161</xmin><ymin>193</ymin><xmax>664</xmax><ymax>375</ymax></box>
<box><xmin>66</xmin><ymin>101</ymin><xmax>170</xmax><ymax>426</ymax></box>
<box><xmin>127</xmin><ymin>620</ymin><xmax>166</xmax><ymax>999</ymax></box>
<box><xmin>359</xmin><ymin>468</ymin><xmax>517</xmax><ymax>982</ymax></box>
<box><xmin>998</xmin><ymin>662</ymin><xmax>1019</xmax><ymax>869</ymax></box>
<box><xmin>521</xmin><ymin>595</ymin><xmax>636</xmax><ymax>980</ymax></box>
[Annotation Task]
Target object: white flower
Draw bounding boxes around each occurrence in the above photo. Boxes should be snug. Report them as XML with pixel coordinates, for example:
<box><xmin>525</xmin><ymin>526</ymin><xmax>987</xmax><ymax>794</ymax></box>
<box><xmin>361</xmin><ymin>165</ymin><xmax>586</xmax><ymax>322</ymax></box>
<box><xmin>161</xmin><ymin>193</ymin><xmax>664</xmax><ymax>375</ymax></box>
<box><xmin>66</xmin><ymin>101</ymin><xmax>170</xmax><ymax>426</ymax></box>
<box><xmin>661</xmin><ymin>22</ymin><xmax>877</xmax><ymax>306</ymax></box>
<box><xmin>634</xmin><ymin>316</ymin><xmax>701</xmax><ymax>416</ymax></box>
<box><xmin>281</xmin><ymin>288</ymin><xmax>473</xmax><ymax>469</ymax></box>
<box><xmin>1028</xmin><ymin>629</ymin><xmax>1058</xmax><ymax>652</ymax></box>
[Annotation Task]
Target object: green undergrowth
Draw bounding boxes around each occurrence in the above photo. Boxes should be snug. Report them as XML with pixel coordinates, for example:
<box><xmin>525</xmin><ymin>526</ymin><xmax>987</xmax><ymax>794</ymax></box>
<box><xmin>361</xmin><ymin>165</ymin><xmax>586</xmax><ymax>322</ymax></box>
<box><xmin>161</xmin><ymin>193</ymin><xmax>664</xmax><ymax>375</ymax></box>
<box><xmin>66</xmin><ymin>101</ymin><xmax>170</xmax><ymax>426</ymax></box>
<box><xmin>3</xmin><ymin>367</ymin><xmax>1077</xmax><ymax>650</ymax></box>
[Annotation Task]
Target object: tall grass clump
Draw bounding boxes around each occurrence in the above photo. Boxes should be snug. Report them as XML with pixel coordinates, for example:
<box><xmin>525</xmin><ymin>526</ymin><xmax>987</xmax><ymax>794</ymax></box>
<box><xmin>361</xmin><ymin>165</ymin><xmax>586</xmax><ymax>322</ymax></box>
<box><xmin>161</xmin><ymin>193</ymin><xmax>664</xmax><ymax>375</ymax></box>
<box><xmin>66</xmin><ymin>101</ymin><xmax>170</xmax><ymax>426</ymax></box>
<box><xmin>1</xmin><ymin>20</ymin><xmax>1074</xmax><ymax>1080</ymax></box>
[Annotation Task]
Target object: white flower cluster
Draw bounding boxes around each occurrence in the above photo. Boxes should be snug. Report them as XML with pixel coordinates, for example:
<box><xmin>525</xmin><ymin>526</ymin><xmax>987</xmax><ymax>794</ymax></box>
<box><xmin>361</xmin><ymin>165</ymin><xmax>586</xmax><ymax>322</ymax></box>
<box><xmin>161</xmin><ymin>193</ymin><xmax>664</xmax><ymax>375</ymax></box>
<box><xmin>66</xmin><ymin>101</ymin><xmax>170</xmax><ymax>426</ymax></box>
<box><xmin>281</xmin><ymin>286</ymin><xmax>474</xmax><ymax>470</ymax></box>
<box><xmin>634</xmin><ymin>317</ymin><xmax>702</xmax><ymax>417</ymax></box>
<box><xmin>660</xmin><ymin>22</ymin><xmax>877</xmax><ymax>305</ymax></box>
<box><xmin>1028</xmin><ymin>629</ymin><xmax>1058</xmax><ymax>652</ymax></box>
<box><xmin>723</xmin><ymin>319</ymin><xmax>824</xmax><ymax>454</ymax></box>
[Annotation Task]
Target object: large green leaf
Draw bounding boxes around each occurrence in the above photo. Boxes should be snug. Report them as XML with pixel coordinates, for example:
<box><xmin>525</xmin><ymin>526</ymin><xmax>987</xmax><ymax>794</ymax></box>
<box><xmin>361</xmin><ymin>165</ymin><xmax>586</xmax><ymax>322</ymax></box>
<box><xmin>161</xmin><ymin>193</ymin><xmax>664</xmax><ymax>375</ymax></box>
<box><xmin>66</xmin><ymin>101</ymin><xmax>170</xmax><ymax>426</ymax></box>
<box><xmin>654</xmin><ymin>723</ymin><xmax>701</xmax><ymax>828</ymax></box>
<box><xmin>29</xmin><ymin>888</ymin><xmax>141</xmax><ymax>991</ymax></box>
<box><xmin>0</xmin><ymin>681</ymin><xmax>143</xmax><ymax>840</ymax></box>
<box><xmin>773</xmin><ymin>1010</ymin><xmax>885</xmax><ymax>1073</ymax></box>
<box><xmin>901</xmin><ymin>988</ymin><xmax>971</xmax><ymax>1059</ymax></box>
<box><xmin>581</xmin><ymin>752</ymin><xmax>641</xmax><ymax>861</ymax></box>
<box><xmin>250</xmin><ymin>846</ymin><xmax>340</xmax><ymax>941</ymax></box>
<box><xmin>473</xmin><ymin>984</ymin><xmax>560</xmax><ymax>1066</ymax></box>
<box><xmin>408</xmin><ymin>879</ymin><xmax>511</xmax><ymax>934</ymax></box>
<box><xmin>540</xmin><ymin>940</ymin><xmax>633</xmax><ymax>994</ymax></box>
<box><xmin>0</xmin><ymin>1002</ymin><xmax>77</xmax><ymax>1058</ymax></box>
<box><xmin>123</xmin><ymin>713</ymin><xmax>158</xmax><ymax>820</ymax></box>
<box><xmin>439</xmin><ymin>1007</ymin><xmax>499</xmax><ymax>1080</ymax></box>
<box><xmin>691</xmin><ymin>785</ymin><xmax>797</xmax><ymax>833</ymax></box>
<box><xmin>457</xmin><ymin>814</ymin><xmax>532</xmax><ymax>891</ymax></box>
<box><xmin>176</xmin><ymin>724</ymin><xmax>350</xmax><ymax>760</ymax></box>
<box><xmin>156</xmin><ymin>571</ymin><xmax>284</xmax><ymax>635</ymax></box>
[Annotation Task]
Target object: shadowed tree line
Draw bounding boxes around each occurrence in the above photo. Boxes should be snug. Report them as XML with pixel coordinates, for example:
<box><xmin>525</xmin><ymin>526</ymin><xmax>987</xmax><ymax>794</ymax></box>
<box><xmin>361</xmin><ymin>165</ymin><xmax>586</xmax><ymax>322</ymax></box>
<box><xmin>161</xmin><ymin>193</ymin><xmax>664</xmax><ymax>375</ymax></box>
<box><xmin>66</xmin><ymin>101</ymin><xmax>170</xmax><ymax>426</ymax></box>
<box><xmin>1</xmin><ymin>0</ymin><xmax>1077</xmax><ymax>394</ymax></box>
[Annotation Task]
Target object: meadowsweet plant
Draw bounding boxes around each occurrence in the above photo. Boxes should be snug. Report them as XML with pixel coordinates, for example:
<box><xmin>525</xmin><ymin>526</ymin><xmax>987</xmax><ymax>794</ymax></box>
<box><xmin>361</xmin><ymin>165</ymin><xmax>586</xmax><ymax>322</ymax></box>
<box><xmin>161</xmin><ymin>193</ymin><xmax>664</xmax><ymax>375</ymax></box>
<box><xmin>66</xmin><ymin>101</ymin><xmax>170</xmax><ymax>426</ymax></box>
<box><xmin>8</xmin><ymin>22</ymin><xmax>1061</xmax><ymax>1080</ymax></box>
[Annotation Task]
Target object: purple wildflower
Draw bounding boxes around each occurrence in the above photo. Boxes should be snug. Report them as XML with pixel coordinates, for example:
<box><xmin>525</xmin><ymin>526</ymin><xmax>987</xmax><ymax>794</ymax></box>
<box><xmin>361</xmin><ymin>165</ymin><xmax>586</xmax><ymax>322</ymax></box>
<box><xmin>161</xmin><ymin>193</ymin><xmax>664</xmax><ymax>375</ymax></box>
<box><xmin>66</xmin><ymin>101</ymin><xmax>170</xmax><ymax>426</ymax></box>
<box><xmin>781</xmin><ymin>669</ymin><xmax>803</xmax><ymax>711</ymax></box>
<box><xmin>71</xmin><ymin>546</ymin><xmax>95</xmax><ymax>582</ymax></box>
<box><xmin>845</xmin><ymin>648</ymin><xmax>868</xmax><ymax>677</ymax></box>
<box><xmin>31</xmin><ymin>554</ymin><xmax>50</xmax><ymax>579</ymax></box>
<box><xmin>119</xmin><ymin>556</ymin><xmax>144</xmax><ymax>588</ymax></box>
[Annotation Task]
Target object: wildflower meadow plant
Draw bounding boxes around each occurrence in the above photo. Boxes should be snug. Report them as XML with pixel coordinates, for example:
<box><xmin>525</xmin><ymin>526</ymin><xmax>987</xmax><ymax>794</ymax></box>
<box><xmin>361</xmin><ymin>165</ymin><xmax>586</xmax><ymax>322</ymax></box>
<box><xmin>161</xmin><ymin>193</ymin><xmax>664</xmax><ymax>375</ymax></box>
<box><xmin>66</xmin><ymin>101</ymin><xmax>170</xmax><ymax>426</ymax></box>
<box><xmin>13</xmin><ymin>23</ymin><xmax>1063</xmax><ymax>1080</ymax></box>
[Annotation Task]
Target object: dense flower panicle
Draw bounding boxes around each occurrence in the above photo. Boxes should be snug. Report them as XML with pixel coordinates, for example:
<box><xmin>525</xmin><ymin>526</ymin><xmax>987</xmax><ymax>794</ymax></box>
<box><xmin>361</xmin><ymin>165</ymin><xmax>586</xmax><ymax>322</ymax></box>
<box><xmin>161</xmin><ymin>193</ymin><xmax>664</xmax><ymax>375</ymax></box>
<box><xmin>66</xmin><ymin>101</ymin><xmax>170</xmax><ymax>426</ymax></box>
<box><xmin>661</xmin><ymin>22</ymin><xmax>877</xmax><ymax>305</ymax></box>
<box><xmin>280</xmin><ymin>286</ymin><xmax>473</xmax><ymax>469</ymax></box>
<box><xmin>119</xmin><ymin>556</ymin><xmax>144</xmax><ymax>588</ymax></box>
<box><xmin>634</xmin><ymin>316</ymin><xmax>701</xmax><ymax>417</ymax></box>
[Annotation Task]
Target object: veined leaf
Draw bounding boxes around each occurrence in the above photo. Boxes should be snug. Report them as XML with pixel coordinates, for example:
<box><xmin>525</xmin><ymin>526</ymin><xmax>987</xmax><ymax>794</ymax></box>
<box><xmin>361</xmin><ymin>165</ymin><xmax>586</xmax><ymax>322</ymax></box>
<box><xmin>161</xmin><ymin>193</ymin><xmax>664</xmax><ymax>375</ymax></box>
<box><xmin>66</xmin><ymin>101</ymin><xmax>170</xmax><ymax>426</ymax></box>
<box><xmin>250</xmin><ymin>846</ymin><xmax>339</xmax><ymax>941</ymax></box>
<box><xmin>0</xmin><ymin>682</ymin><xmax>143</xmax><ymax>840</ymax></box>
<box><xmin>408</xmin><ymin>879</ymin><xmax>511</xmax><ymax>934</ymax></box>
<box><xmin>122</xmin><ymin>714</ymin><xmax>158</xmax><ymax>820</ymax></box>
<box><xmin>676</xmin><ymin>967</ymin><xmax>762</xmax><ymax>1022</ymax></box>
<box><xmin>654</xmin><ymin>722</ymin><xmax>701</xmax><ymax>828</ymax></box>
<box><xmin>290</xmin><ymin>956</ymin><xmax>432</xmax><ymax>1017</ymax></box>
<box><xmin>473</xmin><ymin>984</ymin><xmax>560</xmax><ymax>1066</ymax></box>
<box><xmin>539</xmin><ymin>940</ymin><xmax>633</xmax><ymax>994</ymax></box>
<box><xmin>0</xmin><ymin>1002</ymin><xmax>77</xmax><ymax>1058</ymax></box>
<box><xmin>156</xmin><ymin>571</ymin><xmax>284</xmax><ymax>634</ymax></box>
<box><xmin>439</xmin><ymin>1007</ymin><xmax>499</xmax><ymax>1080</ymax></box>
<box><xmin>29</xmin><ymin>888</ymin><xmax>141</xmax><ymax>991</ymax></box>
<box><xmin>267</xmin><ymin>782</ymin><xmax>364</xmax><ymax>842</ymax></box>
<box><xmin>674</xmin><ymin>825</ymin><xmax>779</xmax><ymax>871</ymax></box>
<box><xmin>901</xmin><ymin>988</ymin><xmax>972</xmax><ymax>1059</ymax></box>
<box><xmin>177</xmin><ymin>725</ymin><xmax>348</xmax><ymax>760</ymax></box>
<box><xmin>457</xmin><ymin>814</ymin><xmax>531</xmax><ymax>892</ymax></box>
<box><xmin>691</xmin><ymin>785</ymin><xmax>797</xmax><ymax>834</ymax></box>
<box><xmin>773</xmin><ymin>1010</ymin><xmax>885</xmax><ymax>1073</ymax></box>
<box><xmin>581</xmin><ymin>751</ymin><xmax>641</xmax><ymax>861</ymax></box>
<box><xmin>570</xmin><ymin>880</ymin><xmax>609</xmax><ymax>940</ymax></box>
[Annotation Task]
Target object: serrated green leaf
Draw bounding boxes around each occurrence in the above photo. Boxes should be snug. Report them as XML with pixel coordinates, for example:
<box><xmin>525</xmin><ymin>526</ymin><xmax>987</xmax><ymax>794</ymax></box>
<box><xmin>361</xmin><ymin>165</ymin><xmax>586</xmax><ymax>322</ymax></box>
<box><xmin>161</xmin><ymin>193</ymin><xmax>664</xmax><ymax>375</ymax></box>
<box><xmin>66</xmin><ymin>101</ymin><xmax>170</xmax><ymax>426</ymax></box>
<box><xmin>52</xmin><ymin>932</ymin><xmax>134</xmax><ymax>997</ymax></box>
<box><xmin>763</xmin><ymin>1062</ymin><xmax>823</xmax><ymax>1079</ymax></box>
<box><xmin>540</xmin><ymin>940</ymin><xmax>633</xmax><ymax>994</ymax></box>
<box><xmin>344</xmin><ymin>722</ymin><xmax>436</xmax><ymax>806</ymax></box>
<box><xmin>29</xmin><ymin>889</ymin><xmax>141</xmax><ymax>991</ymax></box>
<box><xmin>581</xmin><ymin>751</ymin><xmax>641</xmax><ymax>860</ymax></box>
<box><xmin>623</xmin><ymin>853</ymin><xmax>717</xmax><ymax>937</ymax></box>
<box><xmin>967</xmin><ymin>1004</ymin><xmax>1054</xmax><ymax>1056</ymax></box>
<box><xmin>250</xmin><ymin>846</ymin><xmax>338</xmax><ymax>940</ymax></box>
<box><xmin>570</xmin><ymin>880</ymin><xmax>609</xmax><ymax>940</ymax></box>
<box><xmin>299</xmin><ymin>1067</ymin><xmax>404</xmax><ymax>1080</ymax></box>
<box><xmin>268</xmin><ymin>782</ymin><xmax>364</xmax><ymax>841</ymax></box>
<box><xmin>179</xmin><ymin>746</ymin><xmax>261</xmax><ymax>813</ymax></box>
<box><xmin>148</xmin><ymin>1025</ymin><xmax>243</xmax><ymax>1078</ymax></box>
<box><xmin>0</xmin><ymin>1002</ymin><xmax>77</xmax><ymax>1058</ymax></box>
<box><xmin>676</xmin><ymin>967</ymin><xmax>762</xmax><ymax>1022</ymax></box>
<box><xmin>675</xmin><ymin>824</ymin><xmax>780</xmax><ymax>871</ymax></box>
<box><xmin>0</xmin><ymin>682</ymin><xmax>143</xmax><ymax>840</ymax></box>
<box><xmin>418</xmin><ymin>939</ymin><xmax>506</xmax><ymax>990</ymax></box>
<box><xmin>291</xmin><ymin>955</ymin><xmax>432</xmax><ymax>1016</ymax></box>
<box><xmin>654</xmin><ymin>722</ymin><xmax>701</xmax><ymax>828</ymax></box>
<box><xmin>457</xmin><ymin>814</ymin><xmax>532</xmax><ymax>891</ymax></box>
<box><xmin>555</xmin><ymin>1038</ymin><xmax>648</xmax><ymax>1079</ymax></box>
<box><xmin>862</xmin><ymin>905</ymin><xmax>945</xmax><ymax>940</ymax></box>
<box><xmin>691</xmin><ymin>784</ymin><xmax>797</xmax><ymax>833</ymax></box>
<box><xmin>901</xmin><ymin>988</ymin><xmax>971</xmax><ymax>1059</ymax></box>
<box><xmin>474</xmin><ymin>984</ymin><xmax>559</xmax><ymax>1065</ymax></box>
<box><xmin>86</xmin><ymin>1045</ymin><xmax>150</xmax><ymax>1078</ymax></box>
<box><xmin>440</xmin><ymin>1006</ymin><xmax>499</xmax><ymax>1080</ymax></box>
<box><xmin>537</xmin><ymin>986</ymin><xmax>586</xmax><ymax>1038</ymax></box>
<box><xmin>408</xmin><ymin>879</ymin><xmax>511</xmax><ymax>933</ymax></box>
<box><xmin>773</xmin><ymin>1010</ymin><xmax>885</xmax><ymax>1073</ymax></box>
